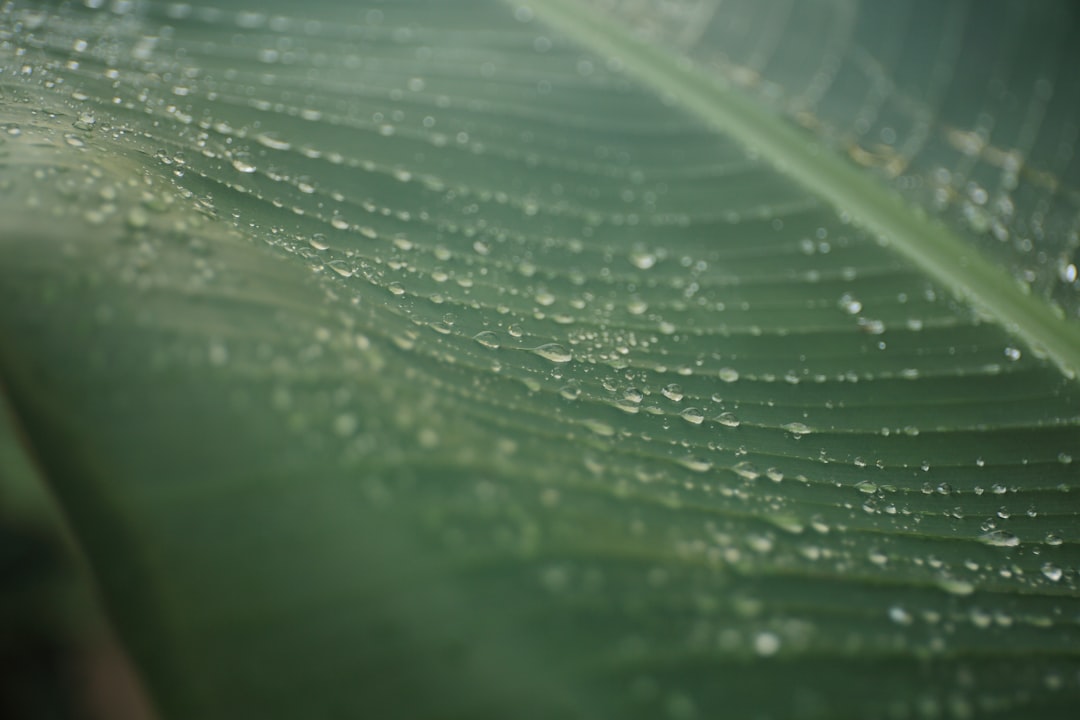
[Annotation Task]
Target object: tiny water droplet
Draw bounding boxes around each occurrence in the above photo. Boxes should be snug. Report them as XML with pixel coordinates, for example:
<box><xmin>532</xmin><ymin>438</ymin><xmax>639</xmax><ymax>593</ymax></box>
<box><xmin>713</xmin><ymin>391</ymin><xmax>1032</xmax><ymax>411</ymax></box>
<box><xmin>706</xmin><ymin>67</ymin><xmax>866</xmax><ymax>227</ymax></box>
<box><xmin>583</xmin><ymin>419</ymin><xmax>615</xmax><ymax>437</ymax></box>
<box><xmin>1041</xmin><ymin>563</ymin><xmax>1063</xmax><ymax>582</ymax></box>
<box><xmin>333</xmin><ymin>413</ymin><xmax>357</xmax><ymax>437</ymax></box>
<box><xmin>662</xmin><ymin>383</ymin><xmax>684</xmax><ymax>402</ymax></box>
<box><xmin>979</xmin><ymin>529</ymin><xmax>1020</xmax><ymax>548</ymax></box>
<box><xmin>309</xmin><ymin>233</ymin><xmax>329</xmax><ymax>250</ymax></box>
<box><xmin>677</xmin><ymin>456</ymin><xmax>713</xmax><ymax>473</ymax></box>
<box><xmin>783</xmin><ymin>422</ymin><xmax>811</xmax><ymax>436</ymax></box>
<box><xmin>937</xmin><ymin>577</ymin><xmax>974</xmax><ymax>596</ymax></box>
<box><xmin>72</xmin><ymin>113</ymin><xmax>96</xmax><ymax>131</ymax></box>
<box><xmin>718</xmin><ymin>367</ymin><xmax>739</xmax><ymax>383</ymax></box>
<box><xmin>326</xmin><ymin>260</ymin><xmax>353</xmax><ymax>278</ymax></box>
<box><xmin>715</xmin><ymin>411</ymin><xmax>740</xmax><ymax>428</ymax></box>
<box><xmin>630</xmin><ymin>250</ymin><xmax>657</xmax><ymax>269</ymax></box>
<box><xmin>732</xmin><ymin>461</ymin><xmax>759</xmax><ymax>480</ymax></box>
<box><xmin>255</xmin><ymin>132</ymin><xmax>291</xmax><ymax>151</ymax></box>
<box><xmin>231</xmin><ymin>154</ymin><xmax>256</xmax><ymax>173</ymax></box>
<box><xmin>753</xmin><ymin>632</ymin><xmax>780</xmax><ymax>657</ymax></box>
<box><xmin>531</xmin><ymin>343</ymin><xmax>572</xmax><ymax>363</ymax></box>
<box><xmin>680</xmin><ymin>407</ymin><xmax>704</xmax><ymax>425</ymax></box>
<box><xmin>855</xmin><ymin>480</ymin><xmax>878</xmax><ymax>494</ymax></box>
<box><xmin>473</xmin><ymin>331</ymin><xmax>500</xmax><ymax>349</ymax></box>
<box><xmin>888</xmin><ymin>606</ymin><xmax>913</xmax><ymax>625</ymax></box>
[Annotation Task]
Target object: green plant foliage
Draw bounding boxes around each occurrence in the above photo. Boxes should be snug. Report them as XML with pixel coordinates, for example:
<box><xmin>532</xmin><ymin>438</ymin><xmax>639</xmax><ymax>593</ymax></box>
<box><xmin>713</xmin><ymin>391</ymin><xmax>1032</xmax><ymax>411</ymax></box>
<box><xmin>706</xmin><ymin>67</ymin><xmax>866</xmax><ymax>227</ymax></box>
<box><xmin>1</xmin><ymin>1</ymin><xmax>1079</xmax><ymax>718</ymax></box>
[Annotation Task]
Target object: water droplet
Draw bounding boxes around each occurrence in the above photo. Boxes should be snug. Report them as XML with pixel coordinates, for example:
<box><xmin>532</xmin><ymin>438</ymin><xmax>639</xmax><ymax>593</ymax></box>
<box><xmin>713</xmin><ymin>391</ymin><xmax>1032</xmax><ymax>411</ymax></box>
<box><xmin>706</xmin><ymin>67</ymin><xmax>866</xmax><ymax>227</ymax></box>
<box><xmin>72</xmin><ymin>113</ymin><xmax>96</xmax><ymax>131</ymax></box>
<box><xmin>732</xmin><ymin>461</ymin><xmax>759</xmax><ymax>480</ymax></box>
<box><xmin>680</xmin><ymin>407</ymin><xmax>704</xmax><ymax>425</ymax></box>
<box><xmin>531</xmin><ymin>343</ymin><xmax>572</xmax><ymax>363</ymax></box>
<box><xmin>662</xmin><ymin>383</ymin><xmax>684</xmax><ymax>402</ymax></box>
<box><xmin>855</xmin><ymin>480</ymin><xmax>878</xmax><ymax>494</ymax></box>
<box><xmin>309</xmin><ymin>233</ymin><xmax>329</xmax><ymax>250</ymax></box>
<box><xmin>715</xmin><ymin>412</ymin><xmax>740</xmax><ymax>428</ymax></box>
<box><xmin>231</xmin><ymin>154</ymin><xmax>256</xmax><ymax>173</ymax></box>
<box><xmin>1045</xmin><ymin>533</ymin><xmax>1064</xmax><ymax>546</ymax></box>
<box><xmin>783</xmin><ymin>422</ymin><xmax>811</xmax><ymax>436</ymax></box>
<box><xmin>473</xmin><ymin>331</ymin><xmax>500</xmax><ymax>349</ymax></box>
<box><xmin>888</xmin><ymin>606</ymin><xmax>913</xmax><ymax>625</ymax></box>
<box><xmin>1041</xmin><ymin>563</ymin><xmax>1063</xmax><ymax>582</ymax></box>
<box><xmin>583</xmin><ymin>419</ymin><xmax>614</xmax><ymax>437</ymax></box>
<box><xmin>838</xmin><ymin>293</ymin><xmax>862</xmax><ymax>314</ymax></box>
<box><xmin>753</xmin><ymin>631</ymin><xmax>780</xmax><ymax>657</ymax></box>
<box><xmin>333</xmin><ymin>413</ymin><xmax>357</xmax><ymax>437</ymax></box>
<box><xmin>326</xmin><ymin>260</ymin><xmax>353</xmax><ymax>278</ymax></box>
<box><xmin>1003</xmin><ymin>346</ymin><xmax>1021</xmax><ymax>361</ymax></box>
<box><xmin>630</xmin><ymin>250</ymin><xmax>657</xmax><ymax>269</ymax></box>
<box><xmin>677</xmin><ymin>457</ymin><xmax>713</xmax><ymax>473</ymax></box>
<box><xmin>979</xmin><ymin>529</ymin><xmax>1020</xmax><ymax>548</ymax></box>
<box><xmin>255</xmin><ymin>132</ymin><xmax>291</xmax><ymax>151</ymax></box>
<box><xmin>718</xmin><ymin>367</ymin><xmax>740</xmax><ymax>383</ymax></box>
<box><xmin>387</xmin><ymin>282</ymin><xmax>406</xmax><ymax>296</ymax></box>
<box><xmin>125</xmin><ymin>207</ymin><xmax>149</xmax><ymax>229</ymax></box>
<box><xmin>937</xmin><ymin>577</ymin><xmax>974</xmax><ymax>596</ymax></box>
<box><xmin>208</xmin><ymin>342</ymin><xmax>228</xmax><ymax>366</ymax></box>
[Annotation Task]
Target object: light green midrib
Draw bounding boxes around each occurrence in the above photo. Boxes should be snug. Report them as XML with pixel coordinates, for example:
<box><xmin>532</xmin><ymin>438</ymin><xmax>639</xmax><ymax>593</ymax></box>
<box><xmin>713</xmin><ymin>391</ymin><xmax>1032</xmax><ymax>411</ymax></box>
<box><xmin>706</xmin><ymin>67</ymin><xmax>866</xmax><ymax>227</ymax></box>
<box><xmin>523</xmin><ymin>0</ymin><xmax>1080</xmax><ymax>381</ymax></box>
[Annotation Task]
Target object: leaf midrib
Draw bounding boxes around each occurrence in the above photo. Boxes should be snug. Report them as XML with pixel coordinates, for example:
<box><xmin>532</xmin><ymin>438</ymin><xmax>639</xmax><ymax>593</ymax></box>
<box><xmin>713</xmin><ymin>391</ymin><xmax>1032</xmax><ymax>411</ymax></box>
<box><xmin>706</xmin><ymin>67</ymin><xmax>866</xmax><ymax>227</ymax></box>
<box><xmin>522</xmin><ymin>0</ymin><xmax>1080</xmax><ymax>381</ymax></box>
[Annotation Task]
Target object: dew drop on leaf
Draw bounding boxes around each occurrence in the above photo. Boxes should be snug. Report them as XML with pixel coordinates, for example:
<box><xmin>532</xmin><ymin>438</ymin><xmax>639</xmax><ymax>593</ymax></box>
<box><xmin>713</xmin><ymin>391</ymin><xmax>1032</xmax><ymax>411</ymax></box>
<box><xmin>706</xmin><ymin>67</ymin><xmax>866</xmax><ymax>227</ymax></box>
<box><xmin>718</xmin><ymin>367</ymin><xmax>740</xmax><ymax>383</ymax></box>
<box><xmin>783</xmin><ymin>422</ymin><xmax>811</xmax><ymax>436</ymax></box>
<box><xmin>753</xmin><ymin>632</ymin><xmax>780</xmax><ymax>657</ymax></box>
<box><xmin>662</xmin><ymin>383</ymin><xmax>684</xmax><ymax>402</ymax></box>
<box><xmin>531</xmin><ymin>343</ymin><xmax>572</xmax><ymax>363</ymax></box>
<box><xmin>888</xmin><ymin>606</ymin><xmax>914</xmax><ymax>625</ymax></box>
<box><xmin>629</xmin><ymin>250</ymin><xmax>657</xmax><ymax>269</ymax></box>
<box><xmin>473</xmin><ymin>331</ymin><xmax>500</xmax><ymax>349</ymax></box>
<box><xmin>231</xmin><ymin>154</ymin><xmax>256</xmax><ymax>173</ymax></box>
<box><xmin>715</xmin><ymin>412</ymin><xmax>740</xmax><ymax>428</ymax></box>
<box><xmin>1041</xmin><ymin>563</ymin><xmax>1063</xmax><ymax>582</ymax></box>
<box><xmin>979</xmin><ymin>529</ymin><xmax>1020</xmax><ymax>548</ymax></box>
<box><xmin>679</xmin><ymin>407</ymin><xmax>704</xmax><ymax>425</ymax></box>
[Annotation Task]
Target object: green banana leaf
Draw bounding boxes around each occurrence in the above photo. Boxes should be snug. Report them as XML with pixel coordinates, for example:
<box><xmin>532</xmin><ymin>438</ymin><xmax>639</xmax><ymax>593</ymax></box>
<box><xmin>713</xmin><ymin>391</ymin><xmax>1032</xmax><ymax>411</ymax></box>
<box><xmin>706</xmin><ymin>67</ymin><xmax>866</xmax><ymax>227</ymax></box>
<box><xmin>2</xmin><ymin>1</ymin><xmax>1080</xmax><ymax>718</ymax></box>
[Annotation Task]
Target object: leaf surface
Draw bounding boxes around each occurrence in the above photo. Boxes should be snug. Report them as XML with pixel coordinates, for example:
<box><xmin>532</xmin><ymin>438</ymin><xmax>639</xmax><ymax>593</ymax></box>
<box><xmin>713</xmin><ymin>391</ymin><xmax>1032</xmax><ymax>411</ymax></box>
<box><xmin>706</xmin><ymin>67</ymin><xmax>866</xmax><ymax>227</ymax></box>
<box><xmin>1</xmin><ymin>1</ymin><xmax>1079</xmax><ymax>718</ymax></box>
